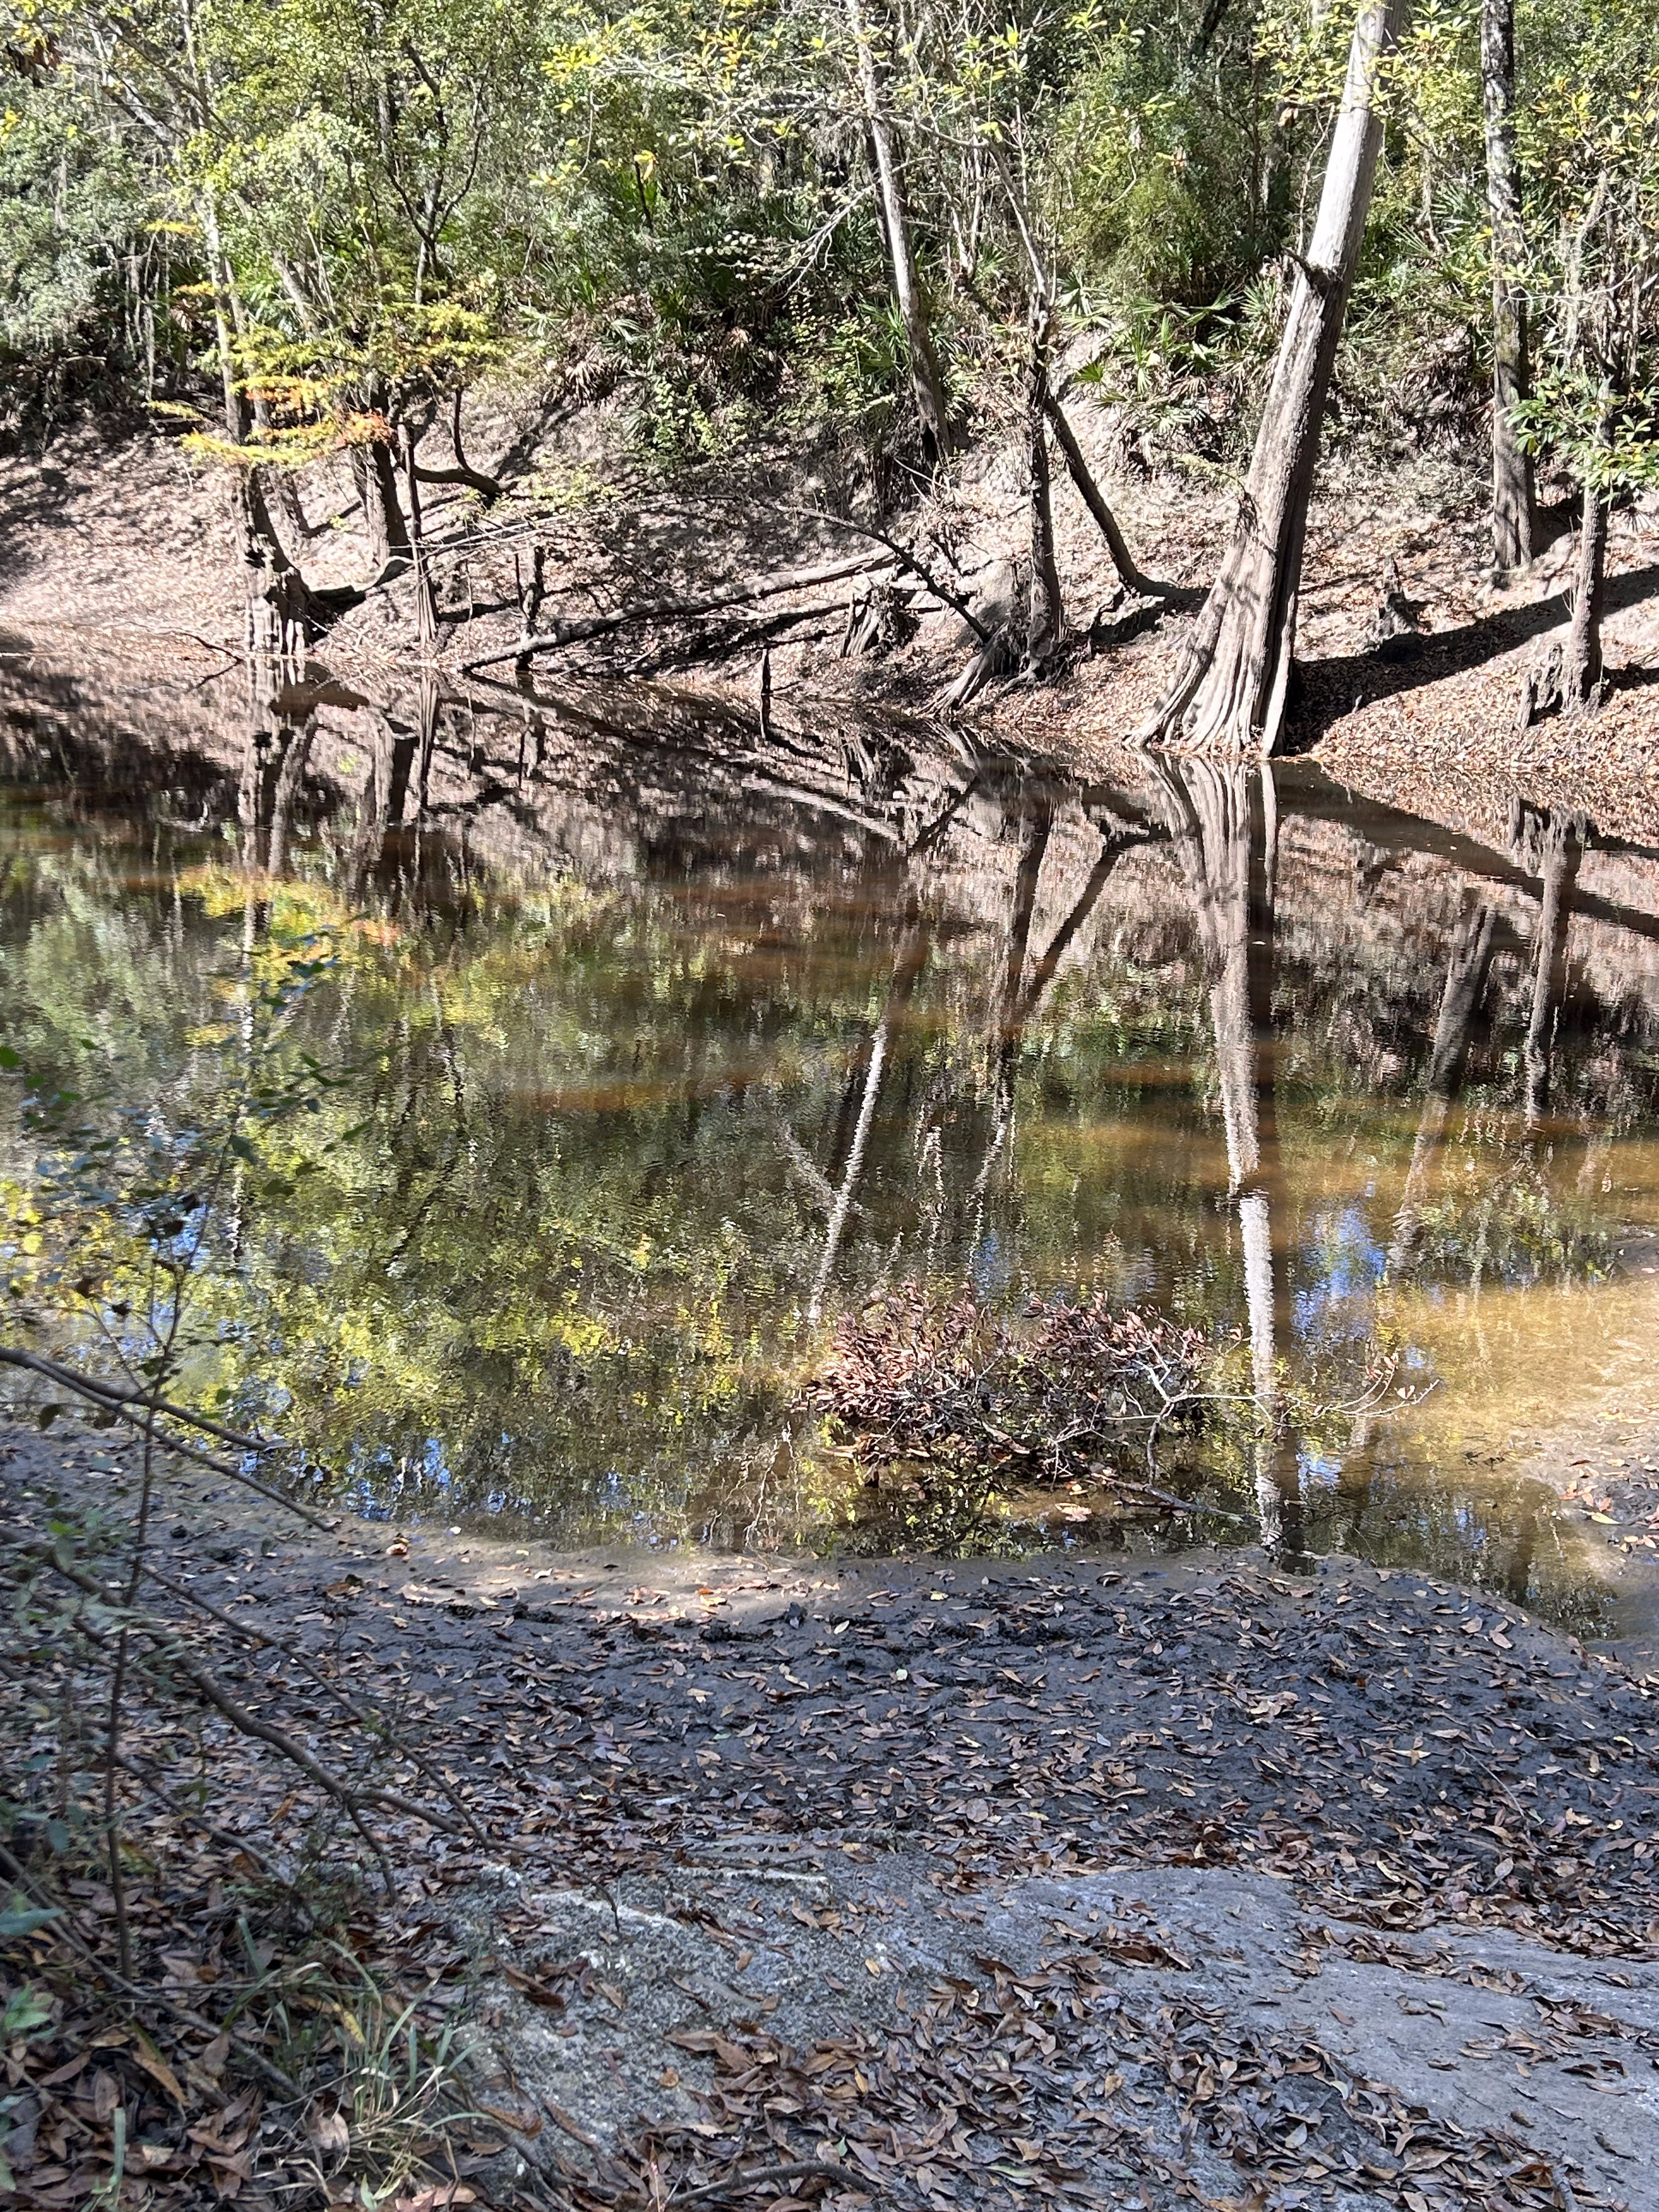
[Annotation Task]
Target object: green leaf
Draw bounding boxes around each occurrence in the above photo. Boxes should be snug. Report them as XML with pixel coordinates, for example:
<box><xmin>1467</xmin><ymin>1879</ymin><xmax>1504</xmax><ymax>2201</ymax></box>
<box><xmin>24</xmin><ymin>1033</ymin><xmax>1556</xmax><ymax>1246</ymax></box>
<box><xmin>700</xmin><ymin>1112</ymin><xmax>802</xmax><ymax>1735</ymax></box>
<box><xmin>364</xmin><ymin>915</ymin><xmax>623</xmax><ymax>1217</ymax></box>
<box><xmin>1</xmin><ymin>1982</ymin><xmax>54</xmax><ymax>2035</ymax></box>
<box><xmin>0</xmin><ymin>1904</ymin><xmax>60</xmax><ymax>1938</ymax></box>
<box><xmin>0</xmin><ymin>1046</ymin><xmax>21</xmax><ymax>1070</ymax></box>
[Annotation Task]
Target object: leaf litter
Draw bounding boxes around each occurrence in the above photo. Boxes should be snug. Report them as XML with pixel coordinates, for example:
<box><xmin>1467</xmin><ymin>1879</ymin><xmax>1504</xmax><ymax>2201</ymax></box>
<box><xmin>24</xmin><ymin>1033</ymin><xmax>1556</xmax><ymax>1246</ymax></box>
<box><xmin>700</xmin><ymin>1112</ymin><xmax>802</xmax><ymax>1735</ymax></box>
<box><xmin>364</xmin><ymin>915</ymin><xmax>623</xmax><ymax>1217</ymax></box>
<box><xmin>5</xmin><ymin>1422</ymin><xmax>1659</xmax><ymax>2211</ymax></box>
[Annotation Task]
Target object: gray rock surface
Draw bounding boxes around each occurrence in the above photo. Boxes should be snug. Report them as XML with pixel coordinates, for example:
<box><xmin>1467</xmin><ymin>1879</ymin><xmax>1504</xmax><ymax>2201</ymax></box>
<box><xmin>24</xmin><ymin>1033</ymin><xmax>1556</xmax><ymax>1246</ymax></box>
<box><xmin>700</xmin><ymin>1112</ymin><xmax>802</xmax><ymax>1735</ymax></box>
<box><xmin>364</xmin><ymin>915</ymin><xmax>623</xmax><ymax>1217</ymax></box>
<box><xmin>466</xmin><ymin>1852</ymin><xmax>1657</xmax><ymax>2209</ymax></box>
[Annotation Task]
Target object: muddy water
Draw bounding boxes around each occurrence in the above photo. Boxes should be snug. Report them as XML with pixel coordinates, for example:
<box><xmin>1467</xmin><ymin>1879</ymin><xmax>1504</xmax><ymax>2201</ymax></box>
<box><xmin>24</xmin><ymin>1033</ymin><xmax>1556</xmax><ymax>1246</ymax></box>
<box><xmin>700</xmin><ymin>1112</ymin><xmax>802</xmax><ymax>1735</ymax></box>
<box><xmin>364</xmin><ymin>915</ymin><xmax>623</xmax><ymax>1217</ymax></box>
<box><xmin>4</xmin><ymin>646</ymin><xmax>1659</xmax><ymax>1634</ymax></box>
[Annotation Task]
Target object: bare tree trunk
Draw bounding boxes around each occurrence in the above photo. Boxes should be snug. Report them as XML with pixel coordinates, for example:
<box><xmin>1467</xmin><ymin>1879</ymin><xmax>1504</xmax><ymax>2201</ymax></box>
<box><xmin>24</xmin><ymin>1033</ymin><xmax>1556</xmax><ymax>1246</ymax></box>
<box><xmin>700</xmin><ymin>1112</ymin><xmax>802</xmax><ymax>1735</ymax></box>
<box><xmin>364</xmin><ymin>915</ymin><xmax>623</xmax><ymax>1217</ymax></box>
<box><xmin>354</xmin><ymin>419</ymin><xmax>413</xmax><ymax>578</ymax></box>
<box><xmin>402</xmin><ymin>422</ymin><xmax>439</xmax><ymax>649</ymax></box>
<box><xmin>846</xmin><ymin>0</ymin><xmax>952</xmax><ymax>458</ymax></box>
<box><xmin>200</xmin><ymin>196</ymin><xmax>310</xmax><ymax>650</ymax></box>
<box><xmin>1563</xmin><ymin>476</ymin><xmax>1609</xmax><ymax>710</ymax></box>
<box><xmin>1482</xmin><ymin>0</ymin><xmax>1534</xmax><ymax>572</ymax></box>
<box><xmin>1139</xmin><ymin>0</ymin><xmax>1406</xmax><ymax>756</ymax></box>
<box><xmin>1043</xmin><ymin>394</ymin><xmax>1154</xmax><ymax>595</ymax></box>
<box><xmin>1024</xmin><ymin>313</ymin><xmax>1063</xmax><ymax>672</ymax></box>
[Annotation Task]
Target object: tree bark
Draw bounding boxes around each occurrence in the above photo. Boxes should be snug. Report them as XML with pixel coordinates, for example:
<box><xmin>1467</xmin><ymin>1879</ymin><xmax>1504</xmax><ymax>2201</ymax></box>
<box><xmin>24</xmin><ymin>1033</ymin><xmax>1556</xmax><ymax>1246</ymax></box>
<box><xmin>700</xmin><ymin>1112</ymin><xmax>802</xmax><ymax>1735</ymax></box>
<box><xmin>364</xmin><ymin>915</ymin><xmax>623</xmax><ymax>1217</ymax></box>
<box><xmin>1139</xmin><ymin>0</ymin><xmax>1406</xmax><ymax>756</ymax></box>
<box><xmin>846</xmin><ymin>0</ymin><xmax>952</xmax><ymax>459</ymax></box>
<box><xmin>354</xmin><ymin>418</ymin><xmax>413</xmax><ymax>577</ymax></box>
<box><xmin>1482</xmin><ymin>0</ymin><xmax>1534</xmax><ymax>572</ymax></box>
<box><xmin>1563</xmin><ymin>476</ymin><xmax>1609</xmax><ymax>710</ymax></box>
<box><xmin>1024</xmin><ymin>312</ymin><xmax>1063</xmax><ymax>671</ymax></box>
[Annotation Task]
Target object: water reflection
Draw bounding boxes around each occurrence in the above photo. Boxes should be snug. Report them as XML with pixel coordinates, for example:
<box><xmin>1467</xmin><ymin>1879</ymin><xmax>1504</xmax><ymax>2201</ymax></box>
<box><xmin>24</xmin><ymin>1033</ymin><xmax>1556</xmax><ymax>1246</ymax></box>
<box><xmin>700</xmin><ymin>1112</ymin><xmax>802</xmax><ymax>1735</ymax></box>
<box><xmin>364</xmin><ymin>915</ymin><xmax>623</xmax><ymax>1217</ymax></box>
<box><xmin>1</xmin><ymin>644</ymin><xmax>1657</xmax><ymax>1633</ymax></box>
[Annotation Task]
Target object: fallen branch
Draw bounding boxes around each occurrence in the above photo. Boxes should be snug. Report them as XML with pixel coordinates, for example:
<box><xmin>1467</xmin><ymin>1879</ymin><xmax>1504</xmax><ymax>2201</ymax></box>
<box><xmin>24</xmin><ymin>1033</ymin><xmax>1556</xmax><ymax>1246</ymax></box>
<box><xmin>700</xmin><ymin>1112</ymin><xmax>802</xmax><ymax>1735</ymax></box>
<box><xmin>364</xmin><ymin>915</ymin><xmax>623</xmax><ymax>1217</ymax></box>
<box><xmin>461</xmin><ymin>555</ymin><xmax>893</xmax><ymax>673</ymax></box>
<box><xmin>34</xmin><ymin>1548</ymin><xmax>463</xmax><ymax>1881</ymax></box>
<box><xmin>787</xmin><ymin>508</ymin><xmax>991</xmax><ymax>642</ymax></box>
<box><xmin>671</xmin><ymin>2162</ymin><xmax>860</xmax><ymax>2204</ymax></box>
<box><xmin>142</xmin><ymin>1561</ymin><xmax>486</xmax><ymax>1845</ymax></box>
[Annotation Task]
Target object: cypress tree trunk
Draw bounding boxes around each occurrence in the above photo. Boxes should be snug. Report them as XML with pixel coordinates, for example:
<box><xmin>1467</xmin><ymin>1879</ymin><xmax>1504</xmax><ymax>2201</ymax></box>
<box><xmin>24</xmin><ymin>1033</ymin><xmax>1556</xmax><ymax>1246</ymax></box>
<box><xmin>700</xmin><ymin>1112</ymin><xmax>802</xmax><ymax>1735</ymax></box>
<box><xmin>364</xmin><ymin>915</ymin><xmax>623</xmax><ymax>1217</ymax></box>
<box><xmin>1482</xmin><ymin>0</ymin><xmax>1534</xmax><ymax>572</ymax></box>
<box><xmin>1139</xmin><ymin>0</ymin><xmax>1406</xmax><ymax>756</ymax></box>
<box><xmin>846</xmin><ymin>0</ymin><xmax>952</xmax><ymax>458</ymax></box>
<box><xmin>354</xmin><ymin>436</ymin><xmax>414</xmax><ymax>576</ymax></box>
<box><xmin>1024</xmin><ymin>311</ymin><xmax>1063</xmax><ymax>671</ymax></box>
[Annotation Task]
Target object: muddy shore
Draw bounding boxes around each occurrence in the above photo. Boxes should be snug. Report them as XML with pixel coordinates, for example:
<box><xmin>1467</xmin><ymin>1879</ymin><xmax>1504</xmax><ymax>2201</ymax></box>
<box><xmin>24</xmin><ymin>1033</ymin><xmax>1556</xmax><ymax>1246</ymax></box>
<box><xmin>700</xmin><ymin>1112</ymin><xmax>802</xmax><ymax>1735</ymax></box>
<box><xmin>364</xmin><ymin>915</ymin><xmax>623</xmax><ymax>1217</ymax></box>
<box><xmin>4</xmin><ymin>410</ymin><xmax>1659</xmax><ymax>844</ymax></box>
<box><xmin>5</xmin><ymin>1413</ymin><xmax>1659</xmax><ymax>2209</ymax></box>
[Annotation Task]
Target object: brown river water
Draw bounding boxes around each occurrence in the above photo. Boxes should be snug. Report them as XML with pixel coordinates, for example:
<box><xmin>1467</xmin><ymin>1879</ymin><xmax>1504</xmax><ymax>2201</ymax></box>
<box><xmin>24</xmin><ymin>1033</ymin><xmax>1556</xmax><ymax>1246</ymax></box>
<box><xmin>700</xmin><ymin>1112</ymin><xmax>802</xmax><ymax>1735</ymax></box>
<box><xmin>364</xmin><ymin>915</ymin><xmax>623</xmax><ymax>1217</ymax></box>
<box><xmin>4</xmin><ymin>635</ymin><xmax>1659</xmax><ymax>1644</ymax></box>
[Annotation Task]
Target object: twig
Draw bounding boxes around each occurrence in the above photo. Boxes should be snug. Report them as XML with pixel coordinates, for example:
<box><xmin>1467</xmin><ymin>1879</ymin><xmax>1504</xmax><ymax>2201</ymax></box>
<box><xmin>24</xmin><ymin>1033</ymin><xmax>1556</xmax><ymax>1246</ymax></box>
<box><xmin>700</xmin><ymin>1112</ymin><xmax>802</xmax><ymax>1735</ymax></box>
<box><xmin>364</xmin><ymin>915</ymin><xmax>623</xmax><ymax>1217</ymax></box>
<box><xmin>0</xmin><ymin>1350</ymin><xmax>335</xmax><ymax>1530</ymax></box>
<box><xmin>32</xmin><ymin>1548</ymin><xmax>461</xmax><ymax>1874</ymax></box>
<box><xmin>0</xmin><ymin>1346</ymin><xmax>283</xmax><ymax>1453</ymax></box>
<box><xmin>670</xmin><ymin>2162</ymin><xmax>860</xmax><ymax>2204</ymax></box>
<box><xmin>141</xmin><ymin>1561</ymin><xmax>487</xmax><ymax>1844</ymax></box>
<box><xmin>1118</xmin><ymin>1482</ymin><xmax>1250</xmax><ymax>1523</ymax></box>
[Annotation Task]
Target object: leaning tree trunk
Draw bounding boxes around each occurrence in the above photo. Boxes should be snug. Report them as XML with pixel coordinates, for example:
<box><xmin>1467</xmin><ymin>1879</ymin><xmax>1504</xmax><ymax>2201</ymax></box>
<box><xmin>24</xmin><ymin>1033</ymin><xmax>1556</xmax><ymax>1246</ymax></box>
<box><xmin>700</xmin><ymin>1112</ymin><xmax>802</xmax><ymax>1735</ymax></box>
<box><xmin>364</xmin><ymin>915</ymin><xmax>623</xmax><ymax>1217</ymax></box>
<box><xmin>1139</xmin><ymin>0</ymin><xmax>1406</xmax><ymax>755</ymax></box>
<box><xmin>1482</xmin><ymin>0</ymin><xmax>1534</xmax><ymax>572</ymax></box>
<box><xmin>1564</xmin><ymin>472</ymin><xmax>1609</xmax><ymax>711</ymax></box>
<box><xmin>1024</xmin><ymin>311</ymin><xmax>1063</xmax><ymax>672</ymax></box>
<box><xmin>846</xmin><ymin>0</ymin><xmax>952</xmax><ymax>459</ymax></box>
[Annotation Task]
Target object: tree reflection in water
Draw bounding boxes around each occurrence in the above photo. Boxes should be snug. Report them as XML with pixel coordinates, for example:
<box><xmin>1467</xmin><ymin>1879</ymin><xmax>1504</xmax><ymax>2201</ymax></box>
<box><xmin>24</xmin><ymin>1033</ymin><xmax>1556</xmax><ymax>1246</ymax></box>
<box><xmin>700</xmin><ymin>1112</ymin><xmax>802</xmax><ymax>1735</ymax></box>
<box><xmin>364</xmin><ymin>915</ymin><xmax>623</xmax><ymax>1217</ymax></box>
<box><xmin>0</xmin><ymin>652</ymin><xmax>1653</xmax><ymax>1632</ymax></box>
<box><xmin>1154</xmin><ymin>760</ymin><xmax>1306</xmax><ymax>1562</ymax></box>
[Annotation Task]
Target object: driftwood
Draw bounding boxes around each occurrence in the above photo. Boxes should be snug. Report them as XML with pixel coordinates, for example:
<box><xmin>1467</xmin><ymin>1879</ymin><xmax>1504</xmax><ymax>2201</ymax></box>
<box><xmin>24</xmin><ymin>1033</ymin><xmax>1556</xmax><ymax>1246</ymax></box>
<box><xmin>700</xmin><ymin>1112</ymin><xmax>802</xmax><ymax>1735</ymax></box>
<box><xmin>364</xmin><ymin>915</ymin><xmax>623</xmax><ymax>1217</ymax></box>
<box><xmin>1364</xmin><ymin>555</ymin><xmax>1424</xmax><ymax>659</ymax></box>
<box><xmin>462</xmin><ymin>554</ymin><xmax>893</xmax><ymax>673</ymax></box>
<box><xmin>939</xmin><ymin>623</ymin><xmax>1019</xmax><ymax>712</ymax></box>
<box><xmin>842</xmin><ymin>579</ymin><xmax>921</xmax><ymax>656</ymax></box>
<box><xmin>1514</xmin><ymin>641</ymin><xmax>1566</xmax><ymax>736</ymax></box>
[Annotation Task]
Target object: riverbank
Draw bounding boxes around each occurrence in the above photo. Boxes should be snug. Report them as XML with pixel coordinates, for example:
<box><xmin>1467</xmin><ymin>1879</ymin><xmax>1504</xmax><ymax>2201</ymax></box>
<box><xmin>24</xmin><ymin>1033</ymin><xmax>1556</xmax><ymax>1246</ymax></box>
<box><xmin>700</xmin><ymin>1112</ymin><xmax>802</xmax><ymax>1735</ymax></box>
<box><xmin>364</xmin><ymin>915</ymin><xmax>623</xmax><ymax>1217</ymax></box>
<box><xmin>4</xmin><ymin>1415</ymin><xmax>1658</xmax><ymax>2210</ymax></box>
<box><xmin>5</xmin><ymin>410</ymin><xmax>1659</xmax><ymax>844</ymax></box>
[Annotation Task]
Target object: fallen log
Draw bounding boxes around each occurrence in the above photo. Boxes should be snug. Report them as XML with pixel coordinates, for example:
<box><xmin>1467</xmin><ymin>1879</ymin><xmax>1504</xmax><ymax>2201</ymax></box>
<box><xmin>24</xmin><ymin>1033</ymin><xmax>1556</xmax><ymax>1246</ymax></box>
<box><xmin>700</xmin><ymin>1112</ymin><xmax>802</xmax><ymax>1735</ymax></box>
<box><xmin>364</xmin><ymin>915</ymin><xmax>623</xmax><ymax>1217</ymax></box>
<box><xmin>462</xmin><ymin>554</ymin><xmax>894</xmax><ymax>673</ymax></box>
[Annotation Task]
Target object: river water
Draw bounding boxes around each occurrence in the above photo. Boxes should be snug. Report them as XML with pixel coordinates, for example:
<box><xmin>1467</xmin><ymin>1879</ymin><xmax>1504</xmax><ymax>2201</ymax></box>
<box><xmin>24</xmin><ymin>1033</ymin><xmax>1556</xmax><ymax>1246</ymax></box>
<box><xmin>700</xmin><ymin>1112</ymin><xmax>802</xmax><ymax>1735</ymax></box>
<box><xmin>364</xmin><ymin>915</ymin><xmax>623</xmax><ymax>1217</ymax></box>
<box><xmin>4</xmin><ymin>641</ymin><xmax>1658</xmax><ymax>1635</ymax></box>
